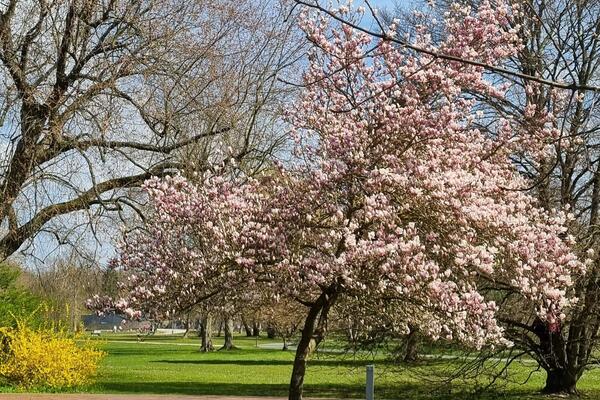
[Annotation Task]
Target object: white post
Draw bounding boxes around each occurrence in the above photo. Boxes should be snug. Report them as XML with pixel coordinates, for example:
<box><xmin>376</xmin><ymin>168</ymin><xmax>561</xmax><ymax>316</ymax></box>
<box><xmin>366</xmin><ymin>364</ymin><xmax>374</xmax><ymax>400</ymax></box>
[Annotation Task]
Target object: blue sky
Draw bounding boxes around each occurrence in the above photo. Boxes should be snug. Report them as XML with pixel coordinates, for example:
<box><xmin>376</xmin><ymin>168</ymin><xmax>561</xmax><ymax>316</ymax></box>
<box><xmin>371</xmin><ymin>0</ymin><xmax>403</xmax><ymax>9</ymax></box>
<box><xmin>5</xmin><ymin>0</ymin><xmax>417</xmax><ymax>269</ymax></box>
<box><xmin>354</xmin><ymin>0</ymin><xmax>413</xmax><ymax>30</ymax></box>
<box><xmin>366</xmin><ymin>0</ymin><xmax>412</xmax><ymax>12</ymax></box>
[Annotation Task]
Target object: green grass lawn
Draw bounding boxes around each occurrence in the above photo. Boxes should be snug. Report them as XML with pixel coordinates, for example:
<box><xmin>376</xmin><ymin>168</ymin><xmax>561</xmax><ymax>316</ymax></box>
<box><xmin>5</xmin><ymin>333</ymin><xmax>600</xmax><ymax>399</ymax></box>
<box><xmin>89</xmin><ymin>333</ymin><xmax>380</xmax><ymax>398</ymax></box>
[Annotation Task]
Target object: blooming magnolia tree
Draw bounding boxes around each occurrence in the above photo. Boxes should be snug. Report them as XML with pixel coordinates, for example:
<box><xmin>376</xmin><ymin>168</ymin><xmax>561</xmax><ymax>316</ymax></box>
<box><xmin>100</xmin><ymin>2</ymin><xmax>585</xmax><ymax>399</ymax></box>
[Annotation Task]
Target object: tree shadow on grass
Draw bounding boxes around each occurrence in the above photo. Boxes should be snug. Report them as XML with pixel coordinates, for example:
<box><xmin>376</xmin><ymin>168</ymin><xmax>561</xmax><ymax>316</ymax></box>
<box><xmin>97</xmin><ymin>381</ymin><xmax>537</xmax><ymax>399</ymax></box>
<box><xmin>99</xmin><ymin>382</ymin><xmax>290</xmax><ymax>397</ymax></box>
<box><xmin>98</xmin><ymin>381</ymin><xmax>428</xmax><ymax>398</ymax></box>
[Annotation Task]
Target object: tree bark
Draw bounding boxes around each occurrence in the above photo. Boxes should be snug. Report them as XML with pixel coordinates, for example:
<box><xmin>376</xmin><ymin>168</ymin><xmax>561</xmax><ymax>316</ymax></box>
<box><xmin>404</xmin><ymin>326</ymin><xmax>419</xmax><ymax>362</ymax></box>
<box><xmin>282</xmin><ymin>336</ymin><xmax>288</xmax><ymax>351</ymax></box>
<box><xmin>543</xmin><ymin>369</ymin><xmax>578</xmax><ymax>394</ymax></box>
<box><xmin>199</xmin><ymin>315</ymin><xmax>212</xmax><ymax>352</ymax></box>
<box><xmin>289</xmin><ymin>284</ymin><xmax>340</xmax><ymax>400</ymax></box>
<box><xmin>530</xmin><ymin>318</ymin><xmax>583</xmax><ymax>394</ymax></box>
<box><xmin>242</xmin><ymin>316</ymin><xmax>253</xmax><ymax>336</ymax></box>
<box><xmin>221</xmin><ymin>318</ymin><xmax>234</xmax><ymax>350</ymax></box>
<box><xmin>252</xmin><ymin>320</ymin><xmax>260</xmax><ymax>337</ymax></box>
<box><xmin>182</xmin><ymin>314</ymin><xmax>191</xmax><ymax>338</ymax></box>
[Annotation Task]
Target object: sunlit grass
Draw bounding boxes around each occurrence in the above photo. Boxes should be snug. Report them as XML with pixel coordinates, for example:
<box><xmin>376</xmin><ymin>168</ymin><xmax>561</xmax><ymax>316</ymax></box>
<box><xmin>3</xmin><ymin>333</ymin><xmax>600</xmax><ymax>399</ymax></box>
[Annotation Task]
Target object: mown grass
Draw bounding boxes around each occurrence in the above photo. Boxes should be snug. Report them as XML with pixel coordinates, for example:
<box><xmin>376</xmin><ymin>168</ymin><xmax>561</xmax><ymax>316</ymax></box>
<box><xmin>3</xmin><ymin>333</ymin><xmax>600</xmax><ymax>399</ymax></box>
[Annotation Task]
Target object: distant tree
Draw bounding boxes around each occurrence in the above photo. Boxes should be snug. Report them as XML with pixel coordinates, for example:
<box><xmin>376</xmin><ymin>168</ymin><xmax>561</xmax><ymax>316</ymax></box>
<box><xmin>29</xmin><ymin>254</ymin><xmax>106</xmax><ymax>331</ymax></box>
<box><xmin>196</xmin><ymin>305</ymin><xmax>214</xmax><ymax>352</ymax></box>
<box><xmin>263</xmin><ymin>299</ymin><xmax>303</xmax><ymax>351</ymax></box>
<box><xmin>0</xmin><ymin>263</ymin><xmax>43</xmax><ymax>327</ymax></box>
<box><xmin>241</xmin><ymin>315</ymin><xmax>253</xmax><ymax>337</ymax></box>
<box><xmin>332</xmin><ymin>297</ymin><xmax>422</xmax><ymax>362</ymax></box>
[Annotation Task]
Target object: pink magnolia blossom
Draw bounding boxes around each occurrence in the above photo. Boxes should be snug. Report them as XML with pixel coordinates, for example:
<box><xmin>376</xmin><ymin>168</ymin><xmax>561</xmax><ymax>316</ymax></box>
<box><xmin>107</xmin><ymin>0</ymin><xmax>582</xmax><ymax>346</ymax></box>
<box><xmin>96</xmin><ymin>2</ymin><xmax>584</xmax><ymax>397</ymax></box>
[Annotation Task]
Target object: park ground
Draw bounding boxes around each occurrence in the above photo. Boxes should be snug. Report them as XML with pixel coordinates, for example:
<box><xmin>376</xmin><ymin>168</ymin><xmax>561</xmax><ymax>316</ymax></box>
<box><xmin>2</xmin><ymin>334</ymin><xmax>600</xmax><ymax>399</ymax></box>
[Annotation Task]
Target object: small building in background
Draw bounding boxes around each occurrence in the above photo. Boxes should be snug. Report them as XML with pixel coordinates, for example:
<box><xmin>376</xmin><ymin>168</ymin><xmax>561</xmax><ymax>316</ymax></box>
<box><xmin>82</xmin><ymin>314</ymin><xmax>150</xmax><ymax>331</ymax></box>
<box><xmin>82</xmin><ymin>314</ymin><xmax>126</xmax><ymax>331</ymax></box>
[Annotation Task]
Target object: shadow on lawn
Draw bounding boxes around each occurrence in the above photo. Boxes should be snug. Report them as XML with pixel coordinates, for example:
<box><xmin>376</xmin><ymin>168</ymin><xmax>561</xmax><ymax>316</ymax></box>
<box><xmin>99</xmin><ymin>381</ymin><xmax>427</xmax><ymax>399</ymax></box>
<box><xmin>97</xmin><ymin>381</ymin><xmax>542</xmax><ymax>400</ymax></box>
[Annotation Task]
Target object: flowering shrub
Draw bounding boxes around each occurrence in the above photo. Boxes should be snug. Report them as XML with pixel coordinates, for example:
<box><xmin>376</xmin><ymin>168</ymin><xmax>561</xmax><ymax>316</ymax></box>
<box><xmin>0</xmin><ymin>321</ymin><xmax>104</xmax><ymax>389</ymax></box>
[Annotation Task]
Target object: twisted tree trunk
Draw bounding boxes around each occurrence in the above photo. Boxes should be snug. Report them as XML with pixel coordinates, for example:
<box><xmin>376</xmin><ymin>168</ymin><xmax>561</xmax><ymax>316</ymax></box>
<box><xmin>543</xmin><ymin>369</ymin><xmax>578</xmax><ymax>394</ymax></box>
<box><xmin>532</xmin><ymin>318</ymin><xmax>585</xmax><ymax>394</ymax></box>
<box><xmin>289</xmin><ymin>284</ymin><xmax>341</xmax><ymax>400</ymax></box>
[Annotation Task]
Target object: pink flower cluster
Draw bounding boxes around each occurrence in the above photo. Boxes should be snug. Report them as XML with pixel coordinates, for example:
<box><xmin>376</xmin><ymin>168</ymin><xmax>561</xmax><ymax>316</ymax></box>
<box><xmin>100</xmin><ymin>1</ymin><xmax>584</xmax><ymax>348</ymax></box>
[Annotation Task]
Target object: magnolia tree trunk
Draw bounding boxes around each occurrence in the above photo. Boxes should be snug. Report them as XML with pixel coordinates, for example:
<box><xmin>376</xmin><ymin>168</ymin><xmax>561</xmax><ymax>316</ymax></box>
<box><xmin>289</xmin><ymin>284</ymin><xmax>340</xmax><ymax>400</ymax></box>
<box><xmin>531</xmin><ymin>319</ymin><xmax>583</xmax><ymax>394</ymax></box>
<box><xmin>404</xmin><ymin>326</ymin><xmax>419</xmax><ymax>362</ymax></box>
<box><xmin>182</xmin><ymin>315</ymin><xmax>191</xmax><ymax>338</ymax></box>
<box><xmin>252</xmin><ymin>321</ymin><xmax>260</xmax><ymax>337</ymax></box>
<box><xmin>346</xmin><ymin>326</ymin><xmax>357</xmax><ymax>343</ymax></box>
<box><xmin>282</xmin><ymin>335</ymin><xmax>289</xmax><ymax>351</ymax></box>
<box><xmin>221</xmin><ymin>318</ymin><xmax>235</xmax><ymax>350</ymax></box>
<box><xmin>242</xmin><ymin>317</ymin><xmax>253</xmax><ymax>336</ymax></box>
<box><xmin>199</xmin><ymin>315</ymin><xmax>213</xmax><ymax>352</ymax></box>
<box><xmin>543</xmin><ymin>369</ymin><xmax>578</xmax><ymax>394</ymax></box>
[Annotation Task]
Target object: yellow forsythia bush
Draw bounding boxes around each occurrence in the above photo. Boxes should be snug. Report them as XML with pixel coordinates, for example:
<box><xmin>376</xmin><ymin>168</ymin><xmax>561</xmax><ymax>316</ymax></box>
<box><xmin>0</xmin><ymin>321</ymin><xmax>105</xmax><ymax>389</ymax></box>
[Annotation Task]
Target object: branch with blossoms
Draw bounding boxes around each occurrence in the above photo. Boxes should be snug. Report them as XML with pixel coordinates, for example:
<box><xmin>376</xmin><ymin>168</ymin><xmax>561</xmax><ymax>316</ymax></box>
<box><xmin>97</xmin><ymin>2</ymin><xmax>588</xmax><ymax>399</ymax></box>
<box><xmin>292</xmin><ymin>0</ymin><xmax>600</xmax><ymax>93</ymax></box>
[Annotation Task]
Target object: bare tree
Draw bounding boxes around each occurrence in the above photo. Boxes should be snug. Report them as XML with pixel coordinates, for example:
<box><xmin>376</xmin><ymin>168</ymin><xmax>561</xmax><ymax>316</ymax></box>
<box><xmin>26</xmin><ymin>251</ymin><xmax>108</xmax><ymax>330</ymax></box>
<box><xmin>0</xmin><ymin>0</ymin><xmax>301</xmax><ymax>261</ymax></box>
<box><xmin>263</xmin><ymin>299</ymin><xmax>303</xmax><ymax>351</ymax></box>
